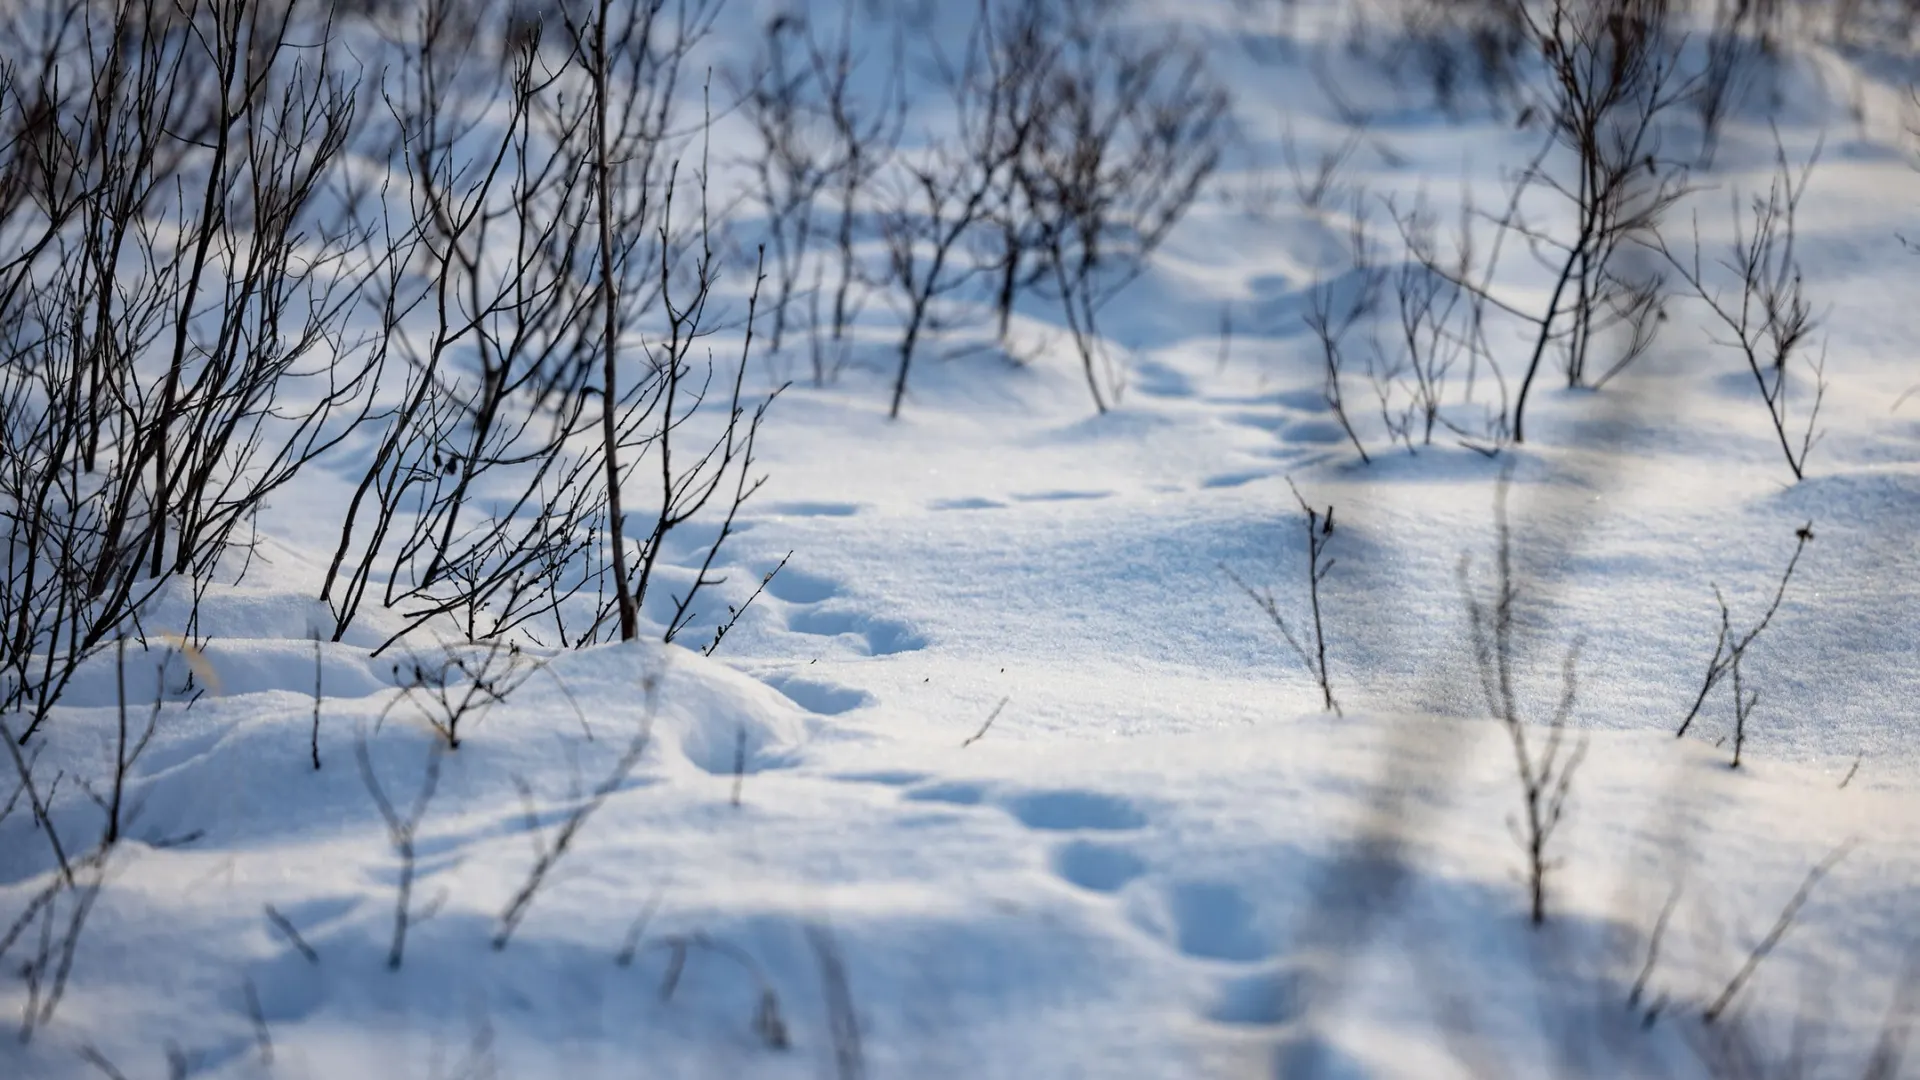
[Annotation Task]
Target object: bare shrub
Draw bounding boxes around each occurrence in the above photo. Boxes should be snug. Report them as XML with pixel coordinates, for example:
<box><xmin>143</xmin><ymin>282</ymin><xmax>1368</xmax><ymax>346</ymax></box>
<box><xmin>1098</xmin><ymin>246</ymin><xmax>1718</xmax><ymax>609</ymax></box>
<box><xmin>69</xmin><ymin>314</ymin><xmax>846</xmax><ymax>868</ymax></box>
<box><xmin>730</xmin><ymin>11</ymin><xmax>835</xmax><ymax>361</ymax></box>
<box><xmin>1389</xmin><ymin>0</ymin><xmax>1531</xmax><ymax>114</ymax></box>
<box><xmin>1674</xmin><ymin>522</ymin><xmax>1814</xmax><ymax>760</ymax></box>
<box><xmin>1649</xmin><ymin>137</ymin><xmax>1825</xmax><ymax>482</ymax></box>
<box><xmin>1375</xmin><ymin>197</ymin><xmax>1490</xmax><ymax>451</ymax></box>
<box><xmin>729</xmin><ymin>6</ymin><xmax>902</xmax><ymax>383</ymax></box>
<box><xmin>876</xmin><ymin>1</ymin><xmax>1028</xmax><ymax>418</ymax></box>
<box><xmin>1</xmin><ymin>0</ymin><xmax>378</xmax><ymax>740</ymax></box>
<box><xmin>1305</xmin><ymin>192</ymin><xmax>1385</xmax><ymax>463</ymax></box>
<box><xmin>318</xmin><ymin>0</ymin><xmax>607</xmax><ymax>650</ymax></box>
<box><xmin>1693</xmin><ymin>0</ymin><xmax>1782</xmax><ymax>166</ymax></box>
<box><xmin>318</xmin><ymin>0</ymin><xmax>778</xmax><ymax>655</ymax></box>
<box><xmin>1392</xmin><ymin>0</ymin><xmax>1693</xmax><ymax>444</ymax></box>
<box><xmin>806</xmin><ymin>5</ymin><xmax>906</xmax><ymax>381</ymax></box>
<box><xmin>380</xmin><ymin>637</ymin><xmax>540</xmax><ymax>749</ymax></box>
<box><xmin>1226</xmin><ymin>479</ymin><xmax>1342</xmax><ymax>714</ymax></box>
<box><xmin>879</xmin><ymin>0</ymin><xmax>1225</xmax><ymax>416</ymax></box>
<box><xmin>1008</xmin><ymin>0</ymin><xmax>1230</xmax><ymax>411</ymax></box>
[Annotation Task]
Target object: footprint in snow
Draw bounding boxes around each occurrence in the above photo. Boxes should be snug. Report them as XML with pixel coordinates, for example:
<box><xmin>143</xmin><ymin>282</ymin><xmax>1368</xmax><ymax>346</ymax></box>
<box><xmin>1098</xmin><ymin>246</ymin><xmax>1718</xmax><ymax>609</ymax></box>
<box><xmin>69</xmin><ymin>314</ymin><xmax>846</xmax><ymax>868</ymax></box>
<box><xmin>757</xmin><ymin>500</ymin><xmax>863</xmax><ymax>518</ymax></box>
<box><xmin>786</xmin><ymin>607</ymin><xmax>927</xmax><ymax>655</ymax></box>
<box><xmin>1130</xmin><ymin>360</ymin><xmax>1197</xmax><ymax>399</ymax></box>
<box><xmin>902</xmin><ymin>780</ymin><xmax>989</xmax><ymax>807</ymax></box>
<box><xmin>1003</xmin><ymin>789</ymin><xmax>1147</xmax><ymax>831</ymax></box>
<box><xmin>762</xmin><ymin>566</ymin><xmax>838</xmax><ymax>604</ymax></box>
<box><xmin>1221</xmin><ymin>410</ymin><xmax>1350</xmax><ymax>449</ymax></box>
<box><xmin>761</xmin><ymin>674</ymin><xmax>873</xmax><ymax>716</ymax></box>
<box><xmin>1008</xmin><ymin>489</ymin><xmax>1113</xmax><ymax>503</ymax></box>
<box><xmin>899</xmin><ymin>781</ymin><xmax>1149</xmax><ymax>832</ymax></box>
<box><xmin>1051</xmin><ymin>839</ymin><xmax>1148</xmax><ymax>893</ymax></box>
<box><xmin>1203</xmin><ymin>387</ymin><xmax>1322</xmax><ymax>410</ymax></box>
<box><xmin>761</xmin><ymin>562</ymin><xmax>927</xmax><ymax>657</ymax></box>
<box><xmin>1206</xmin><ymin>969</ymin><xmax>1308</xmax><ymax>1026</ymax></box>
<box><xmin>888</xmin><ymin>773</ymin><xmax>1292</xmax><ymax>1028</ymax></box>
<box><xmin>929</xmin><ymin>496</ymin><xmax>1006</xmax><ymax>511</ymax></box>
<box><xmin>1276</xmin><ymin>418</ymin><xmax>1348</xmax><ymax>446</ymax></box>
<box><xmin>1141</xmin><ymin>879</ymin><xmax>1281</xmax><ymax>963</ymax></box>
<box><xmin>1201</xmin><ymin>469</ymin><xmax>1272</xmax><ymax>490</ymax></box>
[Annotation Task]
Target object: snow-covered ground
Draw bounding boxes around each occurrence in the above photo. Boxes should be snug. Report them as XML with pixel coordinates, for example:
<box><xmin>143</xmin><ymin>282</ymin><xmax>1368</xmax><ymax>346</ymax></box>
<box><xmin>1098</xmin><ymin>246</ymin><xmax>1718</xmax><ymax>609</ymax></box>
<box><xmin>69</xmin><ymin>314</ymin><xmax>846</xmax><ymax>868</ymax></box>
<box><xmin>4</xmin><ymin>1</ymin><xmax>1920</xmax><ymax>1077</ymax></box>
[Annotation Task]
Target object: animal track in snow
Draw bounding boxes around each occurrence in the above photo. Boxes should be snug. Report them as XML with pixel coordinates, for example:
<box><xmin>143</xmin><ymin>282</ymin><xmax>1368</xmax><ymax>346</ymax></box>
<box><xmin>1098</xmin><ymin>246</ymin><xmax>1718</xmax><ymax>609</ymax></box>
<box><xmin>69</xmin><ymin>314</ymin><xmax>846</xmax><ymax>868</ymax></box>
<box><xmin>1130</xmin><ymin>360</ymin><xmax>1197</xmax><ymax>399</ymax></box>
<box><xmin>766</xmin><ymin>562</ymin><xmax>927</xmax><ymax>656</ymax></box>
<box><xmin>1009</xmin><ymin>489</ymin><xmax>1114</xmax><ymax>503</ymax></box>
<box><xmin>1201</xmin><ymin>469</ymin><xmax>1271</xmax><ymax>490</ymax></box>
<box><xmin>1051</xmin><ymin>840</ymin><xmax>1148</xmax><ymax>893</ymax></box>
<box><xmin>1275</xmin><ymin>419</ymin><xmax>1348</xmax><ymax>446</ymax></box>
<box><xmin>1003</xmin><ymin>789</ymin><xmax>1148</xmax><ymax>831</ymax></box>
<box><xmin>762</xmin><ymin>566</ymin><xmax>838</xmax><ymax>604</ymax></box>
<box><xmin>763</xmin><ymin>675</ymin><xmax>872</xmax><ymax>716</ymax></box>
<box><xmin>929</xmin><ymin>496</ymin><xmax>1006</xmax><ymax>511</ymax></box>
<box><xmin>1154</xmin><ymin>880</ymin><xmax>1279</xmax><ymax>963</ymax></box>
<box><xmin>758</xmin><ymin>500</ymin><xmax>863</xmax><ymax>517</ymax></box>
<box><xmin>786</xmin><ymin>607</ymin><xmax>927</xmax><ymax>655</ymax></box>
<box><xmin>902</xmin><ymin>780</ymin><xmax>989</xmax><ymax>807</ymax></box>
<box><xmin>1205</xmin><ymin>970</ymin><xmax>1306</xmax><ymax>1026</ymax></box>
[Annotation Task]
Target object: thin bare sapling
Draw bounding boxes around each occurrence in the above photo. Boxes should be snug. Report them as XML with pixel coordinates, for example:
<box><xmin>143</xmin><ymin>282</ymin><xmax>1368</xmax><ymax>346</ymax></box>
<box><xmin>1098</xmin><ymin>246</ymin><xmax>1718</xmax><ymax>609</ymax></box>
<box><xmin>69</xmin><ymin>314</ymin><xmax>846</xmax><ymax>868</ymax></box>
<box><xmin>1226</xmin><ymin>479</ymin><xmax>1341</xmax><ymax>714</ymax></box>
<box><xmin>1675</xmin><ymin>522</ymin><xmax>1813</xmax><ymax>755</ymax></box>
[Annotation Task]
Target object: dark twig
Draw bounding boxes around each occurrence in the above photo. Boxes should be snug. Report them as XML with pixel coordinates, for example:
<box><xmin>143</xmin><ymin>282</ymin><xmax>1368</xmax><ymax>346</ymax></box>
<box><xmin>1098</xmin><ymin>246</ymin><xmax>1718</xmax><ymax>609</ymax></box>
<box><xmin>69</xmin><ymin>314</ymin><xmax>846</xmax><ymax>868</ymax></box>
<box><xmin>78</xmin><ymin>1046</ymin><xmax>130</xmax><ymax>1080</ymax></box>
<box><xmin>1839</xmin><ymin>754</ymin><xmax>1863</xmax><ymax>790</ymax></box>
<box><xmin>705</xmin><ymin>552</ymin><xmax>791</xmax><ymax>657</ymax></box>
<box><xmin>1227</xmin><ymin>478</ymin><xmax>1341</xmax><ymax>714</ymax></box>
<box><xmin>264</xmin><ymin>904</ymin><xmax>319</xmax><ymax>965</ymax></box>
<box><xmin>1677</xmin><ymin>523</ymin><xmax>1813</xmax><ymax>741</ymax></box>
<box><xmin>1649</xmin><ymin>136</ymin><xmax>1825</xmax><ymax>482</ymax></box>
<box><xmin>311</xmin><ymin>637</ymin><xmax>323</xmax><ymax>770</ymax></box>
<box><xmin>961</xmin><ymin>697</ymin><xmax>1010</xmax><ymax>748</ymax></box>
<box><xmin>388</xmin><ymin>639</ymin><xmax>539</xmax><ymax>750</ymax></box>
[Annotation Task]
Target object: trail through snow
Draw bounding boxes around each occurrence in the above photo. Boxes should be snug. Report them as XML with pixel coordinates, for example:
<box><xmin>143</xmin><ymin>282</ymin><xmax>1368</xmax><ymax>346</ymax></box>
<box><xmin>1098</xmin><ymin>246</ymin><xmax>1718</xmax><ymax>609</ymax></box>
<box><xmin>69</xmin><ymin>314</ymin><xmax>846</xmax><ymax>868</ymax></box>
<box><xmin>4</xmin><ymin>2</ymin><xmax>1920</xmax><ymax>1078</ymax></box>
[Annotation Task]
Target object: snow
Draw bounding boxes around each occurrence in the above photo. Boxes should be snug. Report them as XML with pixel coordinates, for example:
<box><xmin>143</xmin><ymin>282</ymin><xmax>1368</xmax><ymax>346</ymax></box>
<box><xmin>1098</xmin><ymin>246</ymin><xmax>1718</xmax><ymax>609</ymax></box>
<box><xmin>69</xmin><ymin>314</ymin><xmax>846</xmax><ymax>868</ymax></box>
<box><xmin>4</xmin><ymin>1</ymin><xmax>1920</xmax><ymax>1077</ymax></box>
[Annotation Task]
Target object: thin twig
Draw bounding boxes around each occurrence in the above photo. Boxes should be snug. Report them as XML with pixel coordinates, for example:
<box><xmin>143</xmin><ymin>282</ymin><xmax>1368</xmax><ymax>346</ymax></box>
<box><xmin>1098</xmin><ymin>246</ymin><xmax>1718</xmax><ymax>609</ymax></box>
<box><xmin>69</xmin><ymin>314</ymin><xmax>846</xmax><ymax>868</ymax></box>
<box><xmin>1839</xmin><ymin>754</ymin><xmax>1862</xmax><ymax>790</ymax></box>
<box><xmin>961</xmin><ymin>697</ymin><xmax>1010</xmax><ymax>748</ymax></box>
<box><xmin>311</xmin><ymin>637</ymin><xmax>323</xmax><ymax>770</ymax></box>
<box><xmin>264</xmin><ymin>904</ymin><xmax>319</xmax><ymax>964</ymax></box>
<box><xmin>1677</xmin><ymin>523</ymin><xmax>1813</xmax><ymax>740</ymax></box>
<box><xmin>706</xmin><ymin>552</ymin><xmax>791</xmax><ymax>657</ymax></box>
